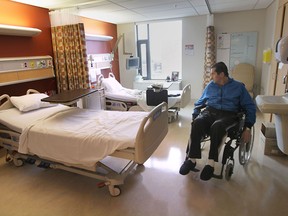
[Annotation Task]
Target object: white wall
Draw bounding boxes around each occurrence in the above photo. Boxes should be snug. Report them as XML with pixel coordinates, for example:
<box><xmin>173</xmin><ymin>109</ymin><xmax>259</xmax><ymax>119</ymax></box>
<box><xmin>182</xmin><ymin>16</ymin><xmax>207</xmax><ymax>99</ymax></box>
<box><xmin>117</xmin><ymin>23</ymin><xmax>137</xmax><ymax>89</ymax></box>
<box><xmin>261</xmin><ymin>0</ymin><xmax>278</xmax><ymax>95</ymax></box>
<box><xmin>117</xmin><ymin>7</ymin><xmax>277</xmax><ymax>100</ymax></box>
<box><xmin>214</xmin><ymin>10</ymin><xmax>266</xmax><ymax>97</ymax></box>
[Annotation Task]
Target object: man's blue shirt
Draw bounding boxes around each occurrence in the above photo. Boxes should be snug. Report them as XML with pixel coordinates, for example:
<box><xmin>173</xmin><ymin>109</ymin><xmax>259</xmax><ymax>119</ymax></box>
<box><xmin>193</xmin><ymin>78</ymin><xmax>256</xmax><ymax>128</ymax></box>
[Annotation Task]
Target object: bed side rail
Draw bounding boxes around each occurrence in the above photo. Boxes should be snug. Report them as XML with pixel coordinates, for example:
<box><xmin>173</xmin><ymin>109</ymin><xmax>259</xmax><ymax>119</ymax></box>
<box><xmin>134</xmin><ymin>102</ymin><xmax>168</xmax><ymax>164</ymax></box>
<box><xmin>26</xmin><ymin>89</ymin><xmax>40</xmax><ymax>94</ymax></box>
<box><xmin>108</xmin><ymin>72</ymin><xmax>115</xmax><ymax>78</ymax></box>
<box><xmin>106</xmin><ymin>99</ymin><xmax>128</xmax><ymax>111</ymax></box>
<box><xmin>0</xmin><ymin>94</ymin><xmax>14</xmax><ymax>110</ymax></box>
<box><xmin>180</xmin><ymin>84</ymin><xmax>191</xmax><ymax>108</ymax></box>
<box><xmin>97</xmin><ymin>74</ymin><xmax>104</xmax><ymax>86</ymax></box>
<box><xmin>0</xmin><ymin>129</ymin><xmax>20</xmax><ymax>150</ymax></box>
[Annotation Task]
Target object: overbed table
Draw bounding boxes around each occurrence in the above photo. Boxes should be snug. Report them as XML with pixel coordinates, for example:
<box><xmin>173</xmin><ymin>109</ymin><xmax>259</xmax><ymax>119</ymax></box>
<box><xmin>41</xmin><ymin>88</ymin><xmax>99</xmax><ymax>106</ymax></box>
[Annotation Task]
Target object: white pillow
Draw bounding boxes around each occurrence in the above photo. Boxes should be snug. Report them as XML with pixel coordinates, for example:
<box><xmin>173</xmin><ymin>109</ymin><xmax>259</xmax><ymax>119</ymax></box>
<box><xmin>102</xmin><ymin>77</ymin><xmax>123</xmax><ymax>92</ymax></box>
<box><xmin>10</xmin><ymin>93</ymin><xmax>56</xmax><ymax>112</ymax></box>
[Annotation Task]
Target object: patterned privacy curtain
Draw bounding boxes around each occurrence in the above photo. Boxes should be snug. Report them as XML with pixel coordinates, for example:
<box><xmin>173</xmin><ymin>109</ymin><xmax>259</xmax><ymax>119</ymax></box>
<box><xmin>203</xmin><ymin>25</ymin><xmax>216</xmax><ymax>89</ymax></box>
<box><xmin>51</xmin><ymin>23</ymin><xmax>89</xmax><ymax>93</ymax></box>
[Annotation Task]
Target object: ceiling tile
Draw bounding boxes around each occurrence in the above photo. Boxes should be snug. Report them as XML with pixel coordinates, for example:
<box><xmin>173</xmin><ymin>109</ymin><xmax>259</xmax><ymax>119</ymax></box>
<box><xmin>12</xmin><ymin>0</ymin><xmax>275</xmax><ymax>24</ymax></box>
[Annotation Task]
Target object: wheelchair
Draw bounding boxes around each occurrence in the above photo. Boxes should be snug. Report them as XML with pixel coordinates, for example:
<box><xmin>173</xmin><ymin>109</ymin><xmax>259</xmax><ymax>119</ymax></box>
<box><xmin>190</xmin><ymin>106</ymin><xmax>254</xmax><ymax>181</ymax></box>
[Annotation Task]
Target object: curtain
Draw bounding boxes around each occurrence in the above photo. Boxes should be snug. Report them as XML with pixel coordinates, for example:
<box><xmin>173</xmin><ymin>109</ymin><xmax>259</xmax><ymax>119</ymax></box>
<box><xmin>203</xmin><ymin>25</ymin><xmax>216</xmax><ymax>89</ymax></box>
<box><xmin>49</xmin><ymin>8</ymin><xmax>80</xmax><ymax>27</ymax></box>
<box><xmin>51</xmin><ymin>23</ymin><xmax>89</xmax><ymax>92</ymax></box>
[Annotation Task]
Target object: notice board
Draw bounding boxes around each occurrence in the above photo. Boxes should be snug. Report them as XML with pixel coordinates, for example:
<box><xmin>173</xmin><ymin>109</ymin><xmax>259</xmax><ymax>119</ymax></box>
<box><xmin>217</xmin><ymin>32</ymin><xmax>257</xmax><ymax>70</ymax></box>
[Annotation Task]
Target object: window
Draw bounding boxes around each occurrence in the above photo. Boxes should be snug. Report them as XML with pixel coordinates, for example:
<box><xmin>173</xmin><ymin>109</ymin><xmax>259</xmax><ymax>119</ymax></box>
<box><xmin>136</xmin><ymin>20</ymin><xmax>182</xmax><ymax>80</ymax></box>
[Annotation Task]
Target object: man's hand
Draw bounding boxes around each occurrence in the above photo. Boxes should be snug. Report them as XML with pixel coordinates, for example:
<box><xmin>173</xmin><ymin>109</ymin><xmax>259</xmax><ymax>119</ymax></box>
<box><xmin>241</xmin><ymin>128</ymin><xmax>251</xmax><ymax>143</ymax></box>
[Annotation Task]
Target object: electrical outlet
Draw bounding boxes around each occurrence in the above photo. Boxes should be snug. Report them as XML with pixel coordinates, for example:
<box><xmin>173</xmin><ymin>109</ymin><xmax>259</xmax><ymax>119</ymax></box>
<box><xmin>21</xmin><ymin>62</ymin><xmax>28</xmax><ymax>68</ymax></box>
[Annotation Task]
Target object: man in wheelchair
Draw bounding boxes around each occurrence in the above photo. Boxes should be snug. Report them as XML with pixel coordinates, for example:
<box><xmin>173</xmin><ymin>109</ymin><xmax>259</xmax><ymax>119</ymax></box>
<box><xmin>179</xmin><ymin>62</ymin><xmax>256</xmax><ymax>181</ymax></box>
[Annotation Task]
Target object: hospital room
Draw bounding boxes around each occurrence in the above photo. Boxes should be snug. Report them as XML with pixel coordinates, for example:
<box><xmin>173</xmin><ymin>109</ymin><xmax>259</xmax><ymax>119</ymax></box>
<box><xmin>0</xmin><ymin>0</ymin><xmax>288</xmax><ymax>215</ymax></box>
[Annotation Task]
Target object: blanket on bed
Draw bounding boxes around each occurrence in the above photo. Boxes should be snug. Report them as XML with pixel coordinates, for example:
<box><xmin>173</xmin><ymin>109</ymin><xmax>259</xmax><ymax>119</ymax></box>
<box><xmin>18</xmin><ymin>107</ymin><xmax>147</xmax><ymax>169</ymax></box>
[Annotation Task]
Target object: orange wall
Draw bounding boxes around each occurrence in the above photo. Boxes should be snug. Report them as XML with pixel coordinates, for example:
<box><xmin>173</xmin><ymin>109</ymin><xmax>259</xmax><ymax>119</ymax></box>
<box><xmin>0</xmin><ymin>1</ymin><xmax>119</xmax><ymax>96</ymax></box>
<box><xmin>81</xmin><ymin>17</ymin><xmax>120</xmax><ymax>81</ymax></box>
<box><xmin>0</xmin><ymin>0</ymin><xmax>53</xmax><ymax>57</ymax></box>
<box><xmin>0</xmin><ymin>0</ymin><xmax>55</xmax><ymax>96</ymax></box>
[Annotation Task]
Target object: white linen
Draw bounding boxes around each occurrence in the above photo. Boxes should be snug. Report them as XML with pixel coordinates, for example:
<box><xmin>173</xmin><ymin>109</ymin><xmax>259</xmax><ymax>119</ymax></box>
<box><xmin>10</xmin><ymin>93</ymin><xmax>56</xmax><ymax>112</ymax></box>
<box><xmin>101</xmin><ymin>76</ymin><xmax>142</xmax><ymax>102</ymax></box>
<box><xmin>105</xmin><ymin>88</ymin><xmax>142</xmax><ymax>102</ymax></box>
<box><xmin>0</xmin><ymin>104</ymin><xmax>69</xmax><ymax>133</ymax></box>
<box><xmin>18</xmin><ymin>107</ymin><xmax>148</xmax><ymax>168</ymax></box>
<box><xmin>101</xmin><ymin>76</ymin><xmax>182</xmax><ymax>110</ymax></box>
<box><xmin>137</xmin><ymin>91</ymin><xmax>181</xmax><ymax>111</ymax></box>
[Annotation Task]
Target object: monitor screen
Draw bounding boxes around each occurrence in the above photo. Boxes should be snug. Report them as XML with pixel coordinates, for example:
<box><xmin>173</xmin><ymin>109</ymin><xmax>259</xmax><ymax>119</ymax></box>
<box><xmin>126</xmin><ymin>57</ymin><xmax>139</xmax><ymax>70</ymax></box>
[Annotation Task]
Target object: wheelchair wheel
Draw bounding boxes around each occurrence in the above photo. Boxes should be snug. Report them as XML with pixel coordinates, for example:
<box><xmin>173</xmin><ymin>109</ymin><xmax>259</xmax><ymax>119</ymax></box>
<box><xmin>239</xmin><ymin>126</ymin><xmax>254</xmax><ymax>165</ymax></box>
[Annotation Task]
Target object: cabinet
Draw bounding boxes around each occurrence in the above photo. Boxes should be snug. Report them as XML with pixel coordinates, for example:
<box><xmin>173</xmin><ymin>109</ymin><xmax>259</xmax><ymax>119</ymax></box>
<box><xmin>133</xmin><ymin>80</ymin><xmax>182</xmax><ymax>90</ymax></box>
<box><xmin>270</xmin><ymin>1</ymin><xmax>288</xmax><ymax>96</ymax></box>
<box><xmin>80</xmin><ymin>88</ymin><xmax>105</xmax><ymax>110</ymax></box>
<box><xmin>267</xmin><ymin>0</ymin><xmax>288</xmax><ymax>122</ymax></box>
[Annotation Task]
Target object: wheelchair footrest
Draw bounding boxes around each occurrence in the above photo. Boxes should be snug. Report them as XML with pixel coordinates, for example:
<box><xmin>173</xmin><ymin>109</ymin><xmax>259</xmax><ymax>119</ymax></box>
<box><xmin>212</xmin><ymin>173</ymin><xmax>223</xmax><ymax>179</ymax></box>
<box><xmin>191</xmin><ymin>168</ymin><xmax>200</xmax><ymax>172</ymax></box>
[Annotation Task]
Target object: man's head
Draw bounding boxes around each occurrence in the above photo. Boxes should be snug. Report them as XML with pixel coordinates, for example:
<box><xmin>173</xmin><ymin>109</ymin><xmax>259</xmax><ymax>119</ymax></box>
<box><xmin>210</xmin><ymin>62</ymin><xmax>229</xmax><ymax>85</ymax></box>
<box><xmin>211</xmin><ymin>62</ymin><xmax>229</xmax><ymax>76</ymax></box>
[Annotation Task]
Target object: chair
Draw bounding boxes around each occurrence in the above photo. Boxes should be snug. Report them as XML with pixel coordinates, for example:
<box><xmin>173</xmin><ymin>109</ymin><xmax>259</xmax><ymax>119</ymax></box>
<box><xmin>231</xmin><ymin>63</ymin><xmax>255</xmax><ymax>98</ymax></box>
<box><xmin>217</xmin><ymin>113</ymin><xmax>255</xmax><ymax>180</ymax></box>
<box><xmin>189</xmin><ymin>105</ymin><xmax>255</xmax><ymax>180</ymax></box>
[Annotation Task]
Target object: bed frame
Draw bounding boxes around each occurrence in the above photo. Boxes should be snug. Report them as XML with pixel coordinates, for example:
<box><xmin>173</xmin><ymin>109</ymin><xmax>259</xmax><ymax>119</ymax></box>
<box><xmin>99</xmin><ymin>73</ymin><xmax>191</xmax><ymax>122</ymax></box>
<box><xmin>0</xmin><ymin>90</ymin><xmax>168</xmax><ymax>196</ymax></box>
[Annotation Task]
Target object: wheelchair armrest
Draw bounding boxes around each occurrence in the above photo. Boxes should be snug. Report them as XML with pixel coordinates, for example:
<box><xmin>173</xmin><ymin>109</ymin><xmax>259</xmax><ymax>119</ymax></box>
<box><xmin>236</xmin><ymin>111</ymin><xmax>245</xmax><ymax>121</ymax></box>
<box><xmin>194</xmin><ymin>104</ymin><xmax>207</xmax><ymax>110</ymax></box>
<box><xmin>193</xmin><ymin>104</ymin><xmax>207</xmax><ymax>120</ymax></box>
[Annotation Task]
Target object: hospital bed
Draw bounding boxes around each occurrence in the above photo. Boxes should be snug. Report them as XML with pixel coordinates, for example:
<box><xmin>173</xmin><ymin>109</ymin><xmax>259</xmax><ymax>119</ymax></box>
<box><xmin>0</xmin><ymin>89</ymin><xmax>168</xmax><ymax>196</ymax></box>
<box><xmin>99</xmin><ymin>73</ymin><xmax>191</xmax><ymax>122</ymax></box>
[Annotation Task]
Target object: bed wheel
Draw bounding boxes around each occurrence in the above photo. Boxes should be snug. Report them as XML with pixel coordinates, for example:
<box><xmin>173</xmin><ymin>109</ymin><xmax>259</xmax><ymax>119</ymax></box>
<box><xmin>13</xmin><ymin>158</ymin><xmax>24</xmax><ymax>167</ymax></box>
<box><xmin>108</xmin><ymin>185</ymin><xmax>121</xmax><ymax>197</ymax></box>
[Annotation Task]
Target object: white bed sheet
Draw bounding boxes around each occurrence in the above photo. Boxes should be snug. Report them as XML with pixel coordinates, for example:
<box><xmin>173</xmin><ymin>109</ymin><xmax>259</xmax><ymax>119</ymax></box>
<box><xmin>137</xmin><ymin>91</ymin><xmax>181</xmax><ymax>111</ymax></box>
<box><xmin>106</xmin><ymin>90</ymin><xmax>181</xmax><ymax>111</ymax></box>
<box><xmin>105</xmin><ymin>88</ymin><xmax>142</xmax><ymax>102</ymax></box>
<box><xmin>0</xmin><ymin>104</ymin><xmax>70</xmax><ymax>133</ymax></box>
<box><xmin>101</xmin><ymin>76</ymin><xmax>182</xmax><ymax>108</ymax></box>
<box><xmin>0</xmin><ymin>106</ymin><xmax>148</xmax><ymax>169</ymax></box>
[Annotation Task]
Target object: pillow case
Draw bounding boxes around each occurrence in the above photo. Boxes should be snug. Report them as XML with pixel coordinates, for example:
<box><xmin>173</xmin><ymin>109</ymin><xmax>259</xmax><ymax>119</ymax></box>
<box><xmin>10</xmin><ymin>93</ymin><xmax>56</xmax><ymax>112</ymax></box>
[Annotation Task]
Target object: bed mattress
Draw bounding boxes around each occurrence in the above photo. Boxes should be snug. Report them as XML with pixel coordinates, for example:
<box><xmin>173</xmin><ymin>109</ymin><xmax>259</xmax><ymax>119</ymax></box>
<box><xmin>0</xmin><ymin>105</ymin><xmax>148</xmax><ymax>169</ymax></box>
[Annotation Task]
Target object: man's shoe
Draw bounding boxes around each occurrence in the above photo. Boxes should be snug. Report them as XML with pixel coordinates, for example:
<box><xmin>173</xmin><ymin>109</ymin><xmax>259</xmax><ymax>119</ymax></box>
<box><xmin>179</xmin><ymin>160</ymin><xmax>196</xmax><ymax>175</ymax></box>
<box><xmin>200</xmin><ymin>165</ymin><xmax>214</xmax><ymax>181</ymax></box>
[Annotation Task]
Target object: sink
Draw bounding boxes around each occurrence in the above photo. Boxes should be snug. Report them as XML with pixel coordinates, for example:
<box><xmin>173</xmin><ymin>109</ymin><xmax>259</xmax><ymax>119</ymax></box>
<box><xmin>255</xmin><ymin>94</ymin><xmax>288</xmax><ymax>114</ymax></box>
<box><xmin>256</xmin><ymin>94</ymin><xmax>288</xmax><ymax>155</ymax></box>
